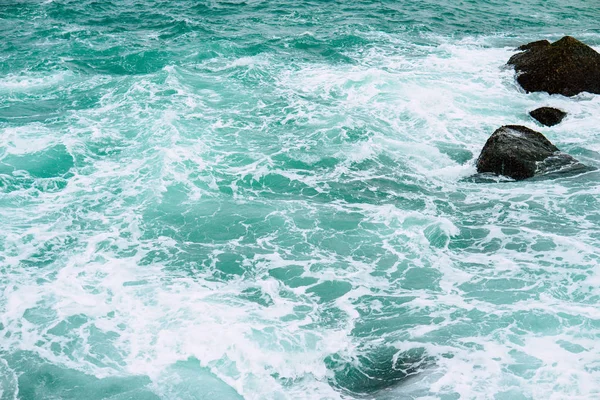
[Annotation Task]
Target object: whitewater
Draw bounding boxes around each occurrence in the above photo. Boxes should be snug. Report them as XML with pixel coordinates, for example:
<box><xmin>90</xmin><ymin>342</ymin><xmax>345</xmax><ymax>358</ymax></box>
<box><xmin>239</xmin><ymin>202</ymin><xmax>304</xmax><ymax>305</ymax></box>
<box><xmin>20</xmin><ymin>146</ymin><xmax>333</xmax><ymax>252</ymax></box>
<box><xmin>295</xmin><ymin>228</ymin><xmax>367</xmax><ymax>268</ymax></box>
<box><xmin>1</xmin><ymin>1</ymin><xmax>599</xmax><ymax>399</ymax></box>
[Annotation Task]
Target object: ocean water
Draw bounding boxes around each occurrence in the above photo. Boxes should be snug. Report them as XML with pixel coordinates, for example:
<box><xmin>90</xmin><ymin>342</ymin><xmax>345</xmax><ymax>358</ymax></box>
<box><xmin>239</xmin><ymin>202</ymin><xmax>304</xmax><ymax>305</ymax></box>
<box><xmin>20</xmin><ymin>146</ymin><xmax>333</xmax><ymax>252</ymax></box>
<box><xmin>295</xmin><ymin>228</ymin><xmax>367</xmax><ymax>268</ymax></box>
<box><xmin>1</xmin><ymin>0</ymin><xmax>600</xmax><ymax>399</ymax></box>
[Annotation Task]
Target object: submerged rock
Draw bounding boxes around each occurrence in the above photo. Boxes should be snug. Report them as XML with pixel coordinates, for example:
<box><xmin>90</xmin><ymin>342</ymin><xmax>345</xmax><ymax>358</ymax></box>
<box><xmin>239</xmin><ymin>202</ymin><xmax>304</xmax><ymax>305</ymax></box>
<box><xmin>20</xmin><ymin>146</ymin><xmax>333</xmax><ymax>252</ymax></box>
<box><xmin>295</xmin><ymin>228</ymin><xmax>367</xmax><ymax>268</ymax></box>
<box><xmin>476</xmin><ymin>125</ymin><xmax>582</xmax><ymax>180</ymax></box>
<box><xmin>508</xmin><ymin>36</ymin><xmax>600</xmax><ymax>96</ymax></box>
<box><xmin>529</xmin><ymin>107</ymin><xmax>567</xmax><ymax>126</ymax></box>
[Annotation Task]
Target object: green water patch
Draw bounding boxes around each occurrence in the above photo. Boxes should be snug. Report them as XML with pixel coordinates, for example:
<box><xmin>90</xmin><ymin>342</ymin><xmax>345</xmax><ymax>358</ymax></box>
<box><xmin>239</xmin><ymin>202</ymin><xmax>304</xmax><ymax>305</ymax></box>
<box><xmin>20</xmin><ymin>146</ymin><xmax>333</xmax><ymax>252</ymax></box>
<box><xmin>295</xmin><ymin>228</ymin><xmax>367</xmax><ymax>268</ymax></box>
<box><xmin>17</xmin><ymin>234</ymin><xmax>79</xmax><ymax>269</ymax></box>
<box><xmin>270</xmin><ymin>153</ymin><xmax>340</xmax><ymax>172</ymax></box>
<box><xmin>4</xmin><ymin>351</ymin><xmax>159</xmax><ymax>400</ymax></box>
<box><xmin>0</xmin><ymin>144</ymin><xmax>75</xmax><ymax>193</ymax></box>
<box><xmin>349</xmin><ymin>295</ymin><xmax>434</xmax><ymax>339</ymax></box>
<box><xmin>459</xmin><ymin>278</ymin><xmax>541</xmax><ymax>305</ymax></box>
<box><xmin>286</xmin><ymin>34</ymin><xmax>356</xmax><ymax>64</ymax></box>
<box><xmin>435</xmin><ymin>141</ymin><xmax>473</xmax><ymax>165</ymax></box>
<box><xmin>423</xmin><ymin>223</ymin><xmax>455</xmax><ymax>248</ymax></box>
<box><xmin>47</xmin><ymin>314</ymin><xmax>89</xmax><ymax>336</ymax></box>
<box><xmin>239</xmin><ymin>286</ymin><xmax>274</xmax><ymax>307</ymax></box>
<box><xmin>269</xmin><ymin>265</ymin><xmax>319</xmax><ymax>289</ymax></box>
<box><xmin>399</xmin><ymin>267</ymin><xmax>443</xmax><ymax>291</ymax></box>
<box><xmin>325</xmin><ymin>346</ymin><xmax>428</xmax><ymax>396</ymax></box>
<box><xmin>154</xmin><ymin>357</ymin><xmax>244</xmax><ymax>400</ymax></box>
<box><xmin>0</xmin><ymin>98</ymin><xmax>64</xmax><ymax>124</ymax></box>
<box><xmin>0</xmin><ymin>175</ymin><xmax>69</xmax><ymax>194</ymax></box>
<box><xmin>0</xmin><ymin>145</ymin><xmax>74</xmax><ymax>179</ymax></box>
<box><xmin>144</xmin><ymin>198</ymin><xmax>286</xmax><ymax>245</ymax></box>
<box><xmin>305</xmin><ymin>280</ymin><xmax>352</xmax><ymax>303</ymax></box>
<box><xmin>67</xmin><ymin>48</ymin><xmax>177</xmax><ymax>76</ymax></box>
<box><xmin>22</xmin><ymin>306</ymin><xmax>58</xmax><ymax>326</ymax></box>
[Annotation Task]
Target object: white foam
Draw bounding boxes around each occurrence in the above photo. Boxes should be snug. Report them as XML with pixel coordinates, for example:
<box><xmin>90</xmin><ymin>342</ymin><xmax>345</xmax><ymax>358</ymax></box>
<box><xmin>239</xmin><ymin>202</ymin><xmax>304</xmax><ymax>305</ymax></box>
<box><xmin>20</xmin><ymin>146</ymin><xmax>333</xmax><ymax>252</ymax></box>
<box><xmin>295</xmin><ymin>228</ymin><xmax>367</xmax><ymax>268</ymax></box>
<box><xmin>0</xmin><ymin>71</ymin><xmax>72</xmax><ymax>91</ymax></box>
<box><xmin>2</xmin><ymin>29</ymin><xmax>600</xmax><ymax>400</ymax></box>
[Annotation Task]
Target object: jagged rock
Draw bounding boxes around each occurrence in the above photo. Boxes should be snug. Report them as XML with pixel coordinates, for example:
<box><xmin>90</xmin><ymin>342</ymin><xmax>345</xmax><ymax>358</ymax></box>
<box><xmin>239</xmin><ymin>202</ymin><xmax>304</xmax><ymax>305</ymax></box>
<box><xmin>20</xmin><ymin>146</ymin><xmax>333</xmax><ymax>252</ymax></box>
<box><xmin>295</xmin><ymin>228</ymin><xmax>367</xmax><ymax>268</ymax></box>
<box><xmin>476</xmin><ymin>125</ymin><xmax>582</xmax><ymax>180</ymax></box>
<box><xmin>508</xmin><ymin>36</ymin><xmax>600</xmax><ymax>96</ymax></box>
<box><xmin>529</xmin><ymin>107</ymin><xmax>567</xmax><ymax>126</ymax></box>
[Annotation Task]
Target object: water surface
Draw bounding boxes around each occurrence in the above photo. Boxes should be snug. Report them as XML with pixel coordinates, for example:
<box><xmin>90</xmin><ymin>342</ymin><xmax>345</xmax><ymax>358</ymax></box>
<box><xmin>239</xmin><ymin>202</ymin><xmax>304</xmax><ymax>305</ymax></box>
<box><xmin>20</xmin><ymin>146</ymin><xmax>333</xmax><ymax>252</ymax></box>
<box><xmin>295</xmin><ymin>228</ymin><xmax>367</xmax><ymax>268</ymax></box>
<box><xmin>1</xmin><ymin>1</ymin><xmax>600</xmax><ymax>399</ymax></box>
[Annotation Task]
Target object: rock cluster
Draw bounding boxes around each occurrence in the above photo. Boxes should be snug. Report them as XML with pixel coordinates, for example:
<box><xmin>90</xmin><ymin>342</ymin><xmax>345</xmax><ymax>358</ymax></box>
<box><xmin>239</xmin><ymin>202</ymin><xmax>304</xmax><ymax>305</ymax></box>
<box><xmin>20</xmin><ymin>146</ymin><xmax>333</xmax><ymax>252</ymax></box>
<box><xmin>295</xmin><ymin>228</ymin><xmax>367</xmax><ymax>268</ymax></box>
<box><xmin>475</xmin><ymin>36</ymin><xmax>596</xmax><ymax>180</ymax></box>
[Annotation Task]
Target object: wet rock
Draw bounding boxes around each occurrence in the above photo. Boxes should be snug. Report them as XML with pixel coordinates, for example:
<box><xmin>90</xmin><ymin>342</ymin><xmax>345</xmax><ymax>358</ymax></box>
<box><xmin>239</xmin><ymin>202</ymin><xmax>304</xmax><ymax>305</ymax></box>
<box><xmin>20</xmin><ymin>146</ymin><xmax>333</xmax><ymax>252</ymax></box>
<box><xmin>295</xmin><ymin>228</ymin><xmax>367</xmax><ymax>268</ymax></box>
<box><xmin>529</xmin><ymin>107</ymin><xmax>567</xmax><ymax>126</ymax></box>
<box><xmin>508</xmin><ymin>36</ymin><xmax>600</xmax><ymax>96</ymax></box>
<box><xmin>476</xmin><ymin>125</ymin><xmax>582</xmax><ymax>180</ymax></box>
<box><xmin>517</xmin><ymin>40</ymin><xmax>550</xmax><ymax>51</ymax></box>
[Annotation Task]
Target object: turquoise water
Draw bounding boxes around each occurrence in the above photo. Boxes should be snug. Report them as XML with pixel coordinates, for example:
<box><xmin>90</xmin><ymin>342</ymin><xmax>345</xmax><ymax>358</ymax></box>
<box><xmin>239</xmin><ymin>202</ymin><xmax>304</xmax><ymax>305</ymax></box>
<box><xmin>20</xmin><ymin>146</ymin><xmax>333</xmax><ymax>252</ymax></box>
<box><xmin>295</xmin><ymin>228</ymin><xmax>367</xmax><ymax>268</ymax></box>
<box><xmin>1</xmin><ymin>0</ymin><xmax>600</xmax><ymax>398</ymax></box>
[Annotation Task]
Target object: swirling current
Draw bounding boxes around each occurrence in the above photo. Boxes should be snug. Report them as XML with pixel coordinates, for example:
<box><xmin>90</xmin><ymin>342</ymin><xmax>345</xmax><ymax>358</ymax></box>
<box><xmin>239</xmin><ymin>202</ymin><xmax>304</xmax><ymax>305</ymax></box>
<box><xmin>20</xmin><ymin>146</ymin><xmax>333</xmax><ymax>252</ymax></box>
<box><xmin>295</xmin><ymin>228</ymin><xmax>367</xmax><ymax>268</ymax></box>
<box><xmin>1</xmin><ymin>1</ymin><xmax>600</xmax><ymax>399</ymax></box>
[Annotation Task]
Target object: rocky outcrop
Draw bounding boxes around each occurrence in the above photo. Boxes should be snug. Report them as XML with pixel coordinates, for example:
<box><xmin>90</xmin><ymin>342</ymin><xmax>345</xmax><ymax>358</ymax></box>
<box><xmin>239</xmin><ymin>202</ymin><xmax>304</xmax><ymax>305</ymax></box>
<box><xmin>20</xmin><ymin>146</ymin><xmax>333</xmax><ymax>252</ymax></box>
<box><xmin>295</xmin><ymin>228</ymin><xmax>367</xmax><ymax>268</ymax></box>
<box><xmin>476</xmin><ymin>125</ymin><xmax>582</xmax><ymax>180</ymax></box>
<box><xmin>529</xmin><ymin>107</ymin><xmax>567</xmax><ymax>126</ymax></box>
<box><xmin>517</xmin><ymin>40</ymin><xmax>550</xmax><ymax>51</ymax></box>
<box><xmin>508</xmin><ymin>36</ymin><xmax>600</xmax><ymax>96</ymax></box>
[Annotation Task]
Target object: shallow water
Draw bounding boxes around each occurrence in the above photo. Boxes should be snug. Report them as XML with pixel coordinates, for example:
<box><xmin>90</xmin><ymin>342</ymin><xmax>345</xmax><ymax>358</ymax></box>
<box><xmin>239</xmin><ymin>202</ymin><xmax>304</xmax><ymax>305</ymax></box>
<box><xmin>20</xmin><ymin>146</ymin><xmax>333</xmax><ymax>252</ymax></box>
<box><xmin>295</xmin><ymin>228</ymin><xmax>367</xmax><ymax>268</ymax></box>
<box><xmin>1</xmin><ymin>1</ymin><xmax>600</xmax><ymax>399</ymax></box>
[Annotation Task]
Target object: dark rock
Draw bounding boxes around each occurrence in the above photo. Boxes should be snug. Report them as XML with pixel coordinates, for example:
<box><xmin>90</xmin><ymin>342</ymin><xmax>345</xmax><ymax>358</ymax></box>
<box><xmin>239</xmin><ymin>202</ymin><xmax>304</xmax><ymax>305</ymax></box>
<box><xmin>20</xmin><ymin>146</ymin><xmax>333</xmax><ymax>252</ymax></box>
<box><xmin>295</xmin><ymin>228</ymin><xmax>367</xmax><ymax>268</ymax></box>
<box><xmin>476</xmin><ymin>125</ymin><xmax>582</xmax><ymax>180</ymax></box>
<box><xmin>508</xmin><ymin>36</ymin><xmax>600</xmax><ymax>96</ymax></box>
<box><xmin>517</xmin><ymin>40</ymin><xmax>550</xmax><ymax>51</ymax></box>
<box><xmin>529</xmin><ymin>107</ymin><xmax>567</xmax><ymax>126</ymax></box>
